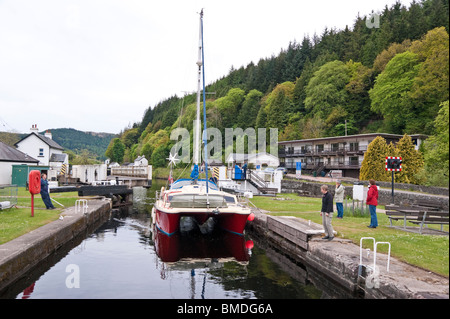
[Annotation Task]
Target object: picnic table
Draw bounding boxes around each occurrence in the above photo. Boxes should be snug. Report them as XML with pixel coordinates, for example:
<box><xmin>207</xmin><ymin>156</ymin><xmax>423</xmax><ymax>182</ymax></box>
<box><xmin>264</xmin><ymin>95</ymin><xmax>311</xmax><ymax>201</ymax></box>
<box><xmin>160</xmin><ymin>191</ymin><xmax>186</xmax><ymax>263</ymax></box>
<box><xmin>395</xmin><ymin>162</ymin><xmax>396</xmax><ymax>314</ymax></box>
<box><xmin>386</xmin><ymin>204</ymin><xmax>449</xmax><ymax>234</ymax></box>
<box><xmin>409</xmin><ymin>211</ymin><xmax>449</xmax><ymax>234</ymax></box>
<box><xmin>386</xmin><ymin>208</ymin><xmax>423</xmax><ymax>229</ymax></box>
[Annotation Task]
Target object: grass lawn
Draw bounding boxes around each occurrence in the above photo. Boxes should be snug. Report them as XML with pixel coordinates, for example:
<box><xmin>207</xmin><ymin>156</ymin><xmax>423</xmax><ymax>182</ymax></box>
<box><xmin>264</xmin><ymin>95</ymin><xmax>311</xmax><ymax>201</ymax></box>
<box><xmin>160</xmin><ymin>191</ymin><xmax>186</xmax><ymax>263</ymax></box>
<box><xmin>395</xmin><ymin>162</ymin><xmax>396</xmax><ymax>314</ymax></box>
<box><xmin>250</xmin><ymin>193</ymin><xmax>449</xmax><ymax>277</ymax></box>
<box><xmin>0</xmin><ymin>188</ymin><xmax>80</xmax><ymax>245</ymax></box>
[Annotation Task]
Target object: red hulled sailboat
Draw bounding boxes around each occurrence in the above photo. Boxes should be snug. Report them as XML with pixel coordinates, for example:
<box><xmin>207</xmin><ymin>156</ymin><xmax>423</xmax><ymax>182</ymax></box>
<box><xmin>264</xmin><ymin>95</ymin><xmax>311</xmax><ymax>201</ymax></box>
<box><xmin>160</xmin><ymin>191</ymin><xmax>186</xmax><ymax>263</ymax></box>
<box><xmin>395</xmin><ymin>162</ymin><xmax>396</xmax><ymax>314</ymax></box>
<box><xmin>152</xmin><ymin>10</ymin><xmax>252</xmax><ymax>236</ymax></box>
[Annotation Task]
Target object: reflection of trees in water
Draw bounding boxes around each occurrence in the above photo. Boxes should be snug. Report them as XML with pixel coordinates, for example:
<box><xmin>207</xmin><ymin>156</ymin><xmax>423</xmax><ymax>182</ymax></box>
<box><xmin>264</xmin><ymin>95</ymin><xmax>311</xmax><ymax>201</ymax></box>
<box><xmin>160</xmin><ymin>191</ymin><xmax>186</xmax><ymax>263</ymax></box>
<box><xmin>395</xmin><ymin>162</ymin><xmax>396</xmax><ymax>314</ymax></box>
<box><xmin>207</xmin><ymin>245</ymin><xmax>323</xmax><ymax>299</ymax></box>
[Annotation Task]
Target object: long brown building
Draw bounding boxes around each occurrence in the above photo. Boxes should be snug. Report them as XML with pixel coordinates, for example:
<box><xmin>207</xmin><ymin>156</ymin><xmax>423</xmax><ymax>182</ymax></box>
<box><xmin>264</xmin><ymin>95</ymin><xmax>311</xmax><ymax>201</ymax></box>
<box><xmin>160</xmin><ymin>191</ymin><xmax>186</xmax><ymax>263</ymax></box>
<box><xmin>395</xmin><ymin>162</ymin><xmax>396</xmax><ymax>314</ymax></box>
<box><xmin>278</xmin><ymin>133</ymin><xmax>427</xmax><ymax>179</ymax></box>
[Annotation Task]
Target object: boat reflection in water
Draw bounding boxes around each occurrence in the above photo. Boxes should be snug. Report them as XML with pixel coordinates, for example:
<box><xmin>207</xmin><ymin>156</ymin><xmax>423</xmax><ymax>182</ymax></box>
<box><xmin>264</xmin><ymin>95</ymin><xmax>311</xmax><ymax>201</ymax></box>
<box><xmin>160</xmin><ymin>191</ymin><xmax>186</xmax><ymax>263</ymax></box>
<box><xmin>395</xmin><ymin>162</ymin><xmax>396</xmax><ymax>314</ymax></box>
<box><xmin>153</xmin><ymin>217</ymin><xmax>253</xmax><ymax>264</ymax></box>
<box><xmin>153</xmin><ymin>217</ymin><xmax>254</xmax><ymax>298</ymax></box>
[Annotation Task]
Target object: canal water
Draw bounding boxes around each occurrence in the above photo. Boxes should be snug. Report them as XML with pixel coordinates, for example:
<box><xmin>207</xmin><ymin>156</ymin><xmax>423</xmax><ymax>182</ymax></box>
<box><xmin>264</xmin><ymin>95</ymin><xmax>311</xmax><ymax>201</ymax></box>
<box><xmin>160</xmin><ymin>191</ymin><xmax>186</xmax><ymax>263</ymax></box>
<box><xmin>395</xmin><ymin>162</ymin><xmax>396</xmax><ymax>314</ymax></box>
<box><xmin>5</xmin><ymin>182</ymin><xmax>345</xmax><ymax>299</ymax></box>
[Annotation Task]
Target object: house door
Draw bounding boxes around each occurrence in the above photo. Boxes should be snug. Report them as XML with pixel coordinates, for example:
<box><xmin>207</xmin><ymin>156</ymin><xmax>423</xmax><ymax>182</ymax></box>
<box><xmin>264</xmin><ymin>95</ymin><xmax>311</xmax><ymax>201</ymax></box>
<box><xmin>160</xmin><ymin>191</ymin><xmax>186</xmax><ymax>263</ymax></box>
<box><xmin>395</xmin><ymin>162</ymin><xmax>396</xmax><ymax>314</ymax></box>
<box><xmin>12</xmin><ymin>165</ymin><xmax>28</xmax><ymax>187</ymax></box>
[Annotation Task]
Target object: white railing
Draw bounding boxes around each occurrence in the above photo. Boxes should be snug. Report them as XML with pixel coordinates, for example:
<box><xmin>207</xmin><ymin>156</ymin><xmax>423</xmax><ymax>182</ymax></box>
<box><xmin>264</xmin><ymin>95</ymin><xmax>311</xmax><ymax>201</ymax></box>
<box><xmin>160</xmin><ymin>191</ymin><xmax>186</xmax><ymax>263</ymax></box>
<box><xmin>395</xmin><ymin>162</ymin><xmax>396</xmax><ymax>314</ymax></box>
<box><xmin>111</xmin><ymin>165</ymin><xmax>152</xmax><ymax>179</ymax></box>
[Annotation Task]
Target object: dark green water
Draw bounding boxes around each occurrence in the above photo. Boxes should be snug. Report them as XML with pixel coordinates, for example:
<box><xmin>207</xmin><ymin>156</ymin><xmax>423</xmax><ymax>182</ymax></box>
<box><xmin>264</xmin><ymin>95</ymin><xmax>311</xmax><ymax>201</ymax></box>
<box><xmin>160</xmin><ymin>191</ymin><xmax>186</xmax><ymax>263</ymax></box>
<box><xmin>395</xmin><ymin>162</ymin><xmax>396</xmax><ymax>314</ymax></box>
<box><xmin>7</xmin><ymin>182</ymin><xmax>341</xmax><ymax>299</ymax></box>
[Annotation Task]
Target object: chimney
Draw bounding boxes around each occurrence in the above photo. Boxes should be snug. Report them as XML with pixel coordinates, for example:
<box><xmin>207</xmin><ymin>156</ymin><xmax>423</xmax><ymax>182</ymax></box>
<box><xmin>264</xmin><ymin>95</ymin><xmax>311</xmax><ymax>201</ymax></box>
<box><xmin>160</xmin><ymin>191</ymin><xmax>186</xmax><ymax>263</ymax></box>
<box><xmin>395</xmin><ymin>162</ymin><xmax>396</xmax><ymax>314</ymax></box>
<box><xmin>30</xmin><ymin>124</ymin><xmax>39</xmax><ymax>133</ymax></box>
<box><xmin>45</xmin><ymin>130</ymin><xmax>52</xmax><ymax>140</ymax></box>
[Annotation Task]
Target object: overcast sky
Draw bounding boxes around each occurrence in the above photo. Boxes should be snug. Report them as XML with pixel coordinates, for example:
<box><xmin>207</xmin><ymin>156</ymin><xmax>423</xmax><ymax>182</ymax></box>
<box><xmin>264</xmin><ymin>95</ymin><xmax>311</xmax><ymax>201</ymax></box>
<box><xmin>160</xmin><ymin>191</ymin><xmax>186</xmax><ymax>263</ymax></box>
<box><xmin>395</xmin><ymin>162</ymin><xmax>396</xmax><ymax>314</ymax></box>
<box><xmin>0</xmin><ymin>0</ymin><xmax>414</xmax><ymax>134</ymax></box>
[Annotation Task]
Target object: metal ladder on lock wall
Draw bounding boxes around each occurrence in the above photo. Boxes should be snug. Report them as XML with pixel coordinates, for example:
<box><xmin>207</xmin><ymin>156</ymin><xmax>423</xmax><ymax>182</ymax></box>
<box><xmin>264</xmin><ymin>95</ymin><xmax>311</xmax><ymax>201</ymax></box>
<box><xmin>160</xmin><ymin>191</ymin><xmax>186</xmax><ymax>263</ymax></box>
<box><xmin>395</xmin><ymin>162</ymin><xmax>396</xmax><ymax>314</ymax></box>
<box><xmin>358</xmin><ymin>237</ymin><xmax>391</xmax><ymax>289</ymax></box>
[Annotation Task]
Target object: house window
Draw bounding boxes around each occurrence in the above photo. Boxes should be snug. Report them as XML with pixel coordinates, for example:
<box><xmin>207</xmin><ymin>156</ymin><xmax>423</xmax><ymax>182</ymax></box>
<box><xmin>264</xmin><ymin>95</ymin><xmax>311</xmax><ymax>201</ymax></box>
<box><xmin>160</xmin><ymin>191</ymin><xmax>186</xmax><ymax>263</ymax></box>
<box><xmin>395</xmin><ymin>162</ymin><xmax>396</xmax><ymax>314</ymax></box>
<box><xmin>349</xmin><ymin>156</ymin><xmax>359</xmax><ymax>166</ymax></box>
<box><xmin>350</xmin><ymin>142</ymin><xmax>359</xmax><ymax>151</ymax></box>
<box><xmin>39</xmin><ymin>148</ymin><xmax>44</xmax><ymax>156</ymax></box>
<box><xmin>331</xmin><ymin>143</ymin><xmax>339</xmax><ymax>152</ymax></box>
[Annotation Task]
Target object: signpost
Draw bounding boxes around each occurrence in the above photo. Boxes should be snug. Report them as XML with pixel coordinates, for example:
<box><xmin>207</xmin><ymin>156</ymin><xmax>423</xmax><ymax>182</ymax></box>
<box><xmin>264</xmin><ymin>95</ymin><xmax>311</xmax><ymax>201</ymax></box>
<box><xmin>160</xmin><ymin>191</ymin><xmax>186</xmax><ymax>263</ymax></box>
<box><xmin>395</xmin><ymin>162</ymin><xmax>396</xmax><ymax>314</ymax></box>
<box><xmin>296</xmin><ymin>162</ymin><xmax>302</xmax><ymax>179</ymax></box>
<box><xmin>385</xmin><ymin>157</ymin><xmax>402</xmax><ymax>204</ymax></box>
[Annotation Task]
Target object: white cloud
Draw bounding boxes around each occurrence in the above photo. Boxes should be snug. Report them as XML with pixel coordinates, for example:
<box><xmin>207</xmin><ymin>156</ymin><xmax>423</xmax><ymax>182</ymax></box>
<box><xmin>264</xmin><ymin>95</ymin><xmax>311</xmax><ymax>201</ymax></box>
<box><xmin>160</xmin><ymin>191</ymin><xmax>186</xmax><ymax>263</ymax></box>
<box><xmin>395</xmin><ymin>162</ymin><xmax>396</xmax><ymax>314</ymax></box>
<box><xmin>0</xmin><ymin>0</ymin><xmax>414</xmax><ymax>134</ymax></box>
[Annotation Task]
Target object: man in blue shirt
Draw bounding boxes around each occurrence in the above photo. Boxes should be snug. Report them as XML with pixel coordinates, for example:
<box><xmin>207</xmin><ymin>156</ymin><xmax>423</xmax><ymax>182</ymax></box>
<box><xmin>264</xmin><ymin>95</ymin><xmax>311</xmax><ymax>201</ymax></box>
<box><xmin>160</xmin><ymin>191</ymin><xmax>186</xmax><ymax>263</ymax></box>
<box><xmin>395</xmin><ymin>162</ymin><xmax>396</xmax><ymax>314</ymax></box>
<box><xmin>40</xmin><ymin>173</ymin><xmax>55</xmax><ymax>209</ymax></box>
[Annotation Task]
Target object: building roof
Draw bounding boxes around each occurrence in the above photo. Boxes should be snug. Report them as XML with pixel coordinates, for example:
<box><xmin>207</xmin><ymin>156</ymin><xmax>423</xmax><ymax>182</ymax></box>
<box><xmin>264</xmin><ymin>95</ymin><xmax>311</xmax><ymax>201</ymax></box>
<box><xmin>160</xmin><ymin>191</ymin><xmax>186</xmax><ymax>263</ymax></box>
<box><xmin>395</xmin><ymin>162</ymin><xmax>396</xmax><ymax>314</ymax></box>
<box><xmin>135</xmin><ymin>155</ymin><xmax>147</xmax><ymax>162</ymax></box>
<box><xmin>226</xmin><ymin>152</ymin><xmax>280</xmax><ymax>167</ymax></box>
<box><xmin>0</xmin><ymin>141</ymin><xmax>40</xmax><ymax>163</ymax></box>
<box><xmin>277</xmin><ymin>133</ymin><xmax>428</xmax><ymax>145</ymax></box>
<box><xmin>14</xmin><ymin>132</ymin><xmax>64</xmax><ymax>150</ymax></box>
<box><xmin>226</xmin><ymin>152</ymin><xmax>279</xmax><ymax>162</ymax></box>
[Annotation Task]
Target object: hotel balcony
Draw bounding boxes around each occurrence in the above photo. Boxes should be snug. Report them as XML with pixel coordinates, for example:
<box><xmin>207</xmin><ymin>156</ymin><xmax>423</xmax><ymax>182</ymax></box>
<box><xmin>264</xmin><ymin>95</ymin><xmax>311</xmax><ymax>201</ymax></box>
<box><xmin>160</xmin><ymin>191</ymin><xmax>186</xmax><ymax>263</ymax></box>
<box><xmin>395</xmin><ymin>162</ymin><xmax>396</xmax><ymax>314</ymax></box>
<box><xmin>281</xmin><ymin>160</ymin><xmax>362</xmax><ymax>170</ymax></box>
<box><xmin>279</xmin><ymin>145</ymin><xmax>367</xmax><ymax>158</ymax></box>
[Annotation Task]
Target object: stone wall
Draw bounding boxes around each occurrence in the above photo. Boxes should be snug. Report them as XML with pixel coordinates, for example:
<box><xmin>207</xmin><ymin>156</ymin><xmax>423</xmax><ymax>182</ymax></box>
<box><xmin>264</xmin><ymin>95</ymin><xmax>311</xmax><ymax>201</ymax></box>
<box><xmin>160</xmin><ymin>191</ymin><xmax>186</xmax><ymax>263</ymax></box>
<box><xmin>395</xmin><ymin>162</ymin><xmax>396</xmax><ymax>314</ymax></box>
<box><xmin>364</xmin><ymin>180</ymin><xmax>449</xmax><ymax>197</ymax></box>
<box><xmin>281</xmin><ymin>180</ymin><xmax>449</xmax><ymax>210</ymax></box>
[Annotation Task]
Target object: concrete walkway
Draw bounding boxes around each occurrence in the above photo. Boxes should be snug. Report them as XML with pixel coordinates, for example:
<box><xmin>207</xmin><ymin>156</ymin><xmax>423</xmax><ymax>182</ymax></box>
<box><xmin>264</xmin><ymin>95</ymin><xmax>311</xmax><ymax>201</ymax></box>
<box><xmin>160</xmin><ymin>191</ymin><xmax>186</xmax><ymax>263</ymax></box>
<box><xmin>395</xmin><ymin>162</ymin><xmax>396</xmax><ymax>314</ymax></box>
<box><xmin>249</xmin><ymin>209</ymin><xmax>449</xmax><ymax>299</ymax></box>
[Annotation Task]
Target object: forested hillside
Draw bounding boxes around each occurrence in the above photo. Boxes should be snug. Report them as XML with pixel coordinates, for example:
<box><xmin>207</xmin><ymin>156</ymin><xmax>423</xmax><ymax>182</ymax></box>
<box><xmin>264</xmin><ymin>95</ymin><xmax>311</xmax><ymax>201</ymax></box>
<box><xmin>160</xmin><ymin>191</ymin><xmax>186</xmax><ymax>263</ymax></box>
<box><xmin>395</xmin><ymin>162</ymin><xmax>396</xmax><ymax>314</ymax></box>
<box><xmin>107</xmin><ymin>0</ymin><xmax>449</xmax><ymax>184</ymax></box>
<box><xmin>47</xmin><ymin>128</ymin><xmax>117</xmax><ymax>162</ymax></box>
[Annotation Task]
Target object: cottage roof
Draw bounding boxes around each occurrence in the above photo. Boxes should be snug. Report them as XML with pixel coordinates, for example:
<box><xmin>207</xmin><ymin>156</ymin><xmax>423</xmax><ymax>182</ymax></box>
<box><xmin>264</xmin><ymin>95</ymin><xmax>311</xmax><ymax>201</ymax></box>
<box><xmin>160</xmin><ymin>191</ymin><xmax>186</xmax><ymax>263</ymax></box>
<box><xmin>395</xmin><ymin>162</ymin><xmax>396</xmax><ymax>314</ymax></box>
<box><xmin>14</xmin><ymin>132</ymin><xmax>64</xmax><ymax>150</ymax></box>
<box><xmin>0</xmin><ymin>141</ymin><xmax>39</xmax><ymax>163</ymax></box>
<box><xmin>135</xmin><ymin>155</ymin><xmax>146</xmax><ymax>162</ymax></box>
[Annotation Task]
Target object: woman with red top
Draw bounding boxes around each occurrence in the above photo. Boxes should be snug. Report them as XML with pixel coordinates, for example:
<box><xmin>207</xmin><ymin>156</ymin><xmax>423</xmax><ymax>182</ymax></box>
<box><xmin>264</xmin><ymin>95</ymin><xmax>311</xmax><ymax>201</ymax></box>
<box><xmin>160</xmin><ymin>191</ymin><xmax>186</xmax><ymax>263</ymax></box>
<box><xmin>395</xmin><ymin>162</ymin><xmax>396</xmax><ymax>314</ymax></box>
<box><xmin>366</xmin><ymin>179</ymin><xmax>379</xmax><ymax>228</ymax></box>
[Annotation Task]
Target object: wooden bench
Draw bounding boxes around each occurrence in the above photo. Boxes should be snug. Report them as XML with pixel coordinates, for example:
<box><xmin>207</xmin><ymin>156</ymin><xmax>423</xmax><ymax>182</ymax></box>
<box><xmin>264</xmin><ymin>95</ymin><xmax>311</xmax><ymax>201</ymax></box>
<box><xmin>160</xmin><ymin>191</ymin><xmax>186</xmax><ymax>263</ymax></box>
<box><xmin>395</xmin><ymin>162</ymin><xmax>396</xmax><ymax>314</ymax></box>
<box><xmin>409</xmin><ymin>211</ymin><xmax>449</xmax><ymax>234</ymax></box>
<box><xmin>386</xmin><ymin>210</ymin><xmax>421</xmax><ymax>228</ymax></box>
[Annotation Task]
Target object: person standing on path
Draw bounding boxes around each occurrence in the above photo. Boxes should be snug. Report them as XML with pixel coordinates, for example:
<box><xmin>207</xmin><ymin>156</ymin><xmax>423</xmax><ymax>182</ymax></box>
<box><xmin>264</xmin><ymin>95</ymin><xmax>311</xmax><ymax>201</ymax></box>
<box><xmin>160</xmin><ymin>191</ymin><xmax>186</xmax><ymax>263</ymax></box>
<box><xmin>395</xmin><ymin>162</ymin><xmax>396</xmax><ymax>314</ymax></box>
<box><xmin>320</xmin><ymin>184</ymin><xmax>334</xmax><ymax>240</ymax></box>
<box><xmin>335</xmin><ymin>180</ymin><xmax>345</xmax><ymax>219</ymax></box>
<box><xmin>366</xmin><ymin>179</ymin><xmax>379</xmax><ymax>228</ymax></box>
<box><xmin>40</xmin><ymin>173</ymin><xmax>55</xmax><ymax>210</ymax></box>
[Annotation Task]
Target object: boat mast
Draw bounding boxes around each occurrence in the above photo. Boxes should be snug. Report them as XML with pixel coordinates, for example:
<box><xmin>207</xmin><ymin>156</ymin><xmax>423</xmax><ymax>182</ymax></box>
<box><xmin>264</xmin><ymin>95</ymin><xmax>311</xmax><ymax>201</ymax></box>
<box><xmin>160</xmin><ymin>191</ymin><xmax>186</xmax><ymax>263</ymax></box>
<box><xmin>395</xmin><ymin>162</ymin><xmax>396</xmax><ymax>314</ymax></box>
<box><xmin>191</xmin><ymin>9</ymin><xmax>210</xmax><ymax>197</ymax></box>
<box><xmin>193</xmin><ymin>10</ymin><xmax>203</xmax><ymax>166</ymax></box>
<box><xmin>200</xmin><ymin>9</ymin><xmax>210</xmax><ymax>195</ymax></box>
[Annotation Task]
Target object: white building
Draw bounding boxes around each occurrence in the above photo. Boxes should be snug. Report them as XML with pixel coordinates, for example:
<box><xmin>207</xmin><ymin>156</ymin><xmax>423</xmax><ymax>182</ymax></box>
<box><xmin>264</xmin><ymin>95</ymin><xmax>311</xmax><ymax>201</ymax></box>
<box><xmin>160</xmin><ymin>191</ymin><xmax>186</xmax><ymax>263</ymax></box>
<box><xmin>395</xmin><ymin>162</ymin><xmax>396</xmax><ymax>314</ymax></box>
<box><xmin>0</xmin><ymin>141</ymin><xmax>39</xmax><ymax>185</ymax></box>
<box><xmin>225</xmin><ymin>152</ymin><xmax>280</xmax><ymax>168</ymax></box>
<box><xmin>15</xmin><ymin>125</ymin><xmax>67</xmax><ymax>168</ymax></box>
<box><xmin>134</xmin><ymin>155</ymin><xmax>148</xmax><ymax>166</ymax></box>
<box><xmin>72</xmin><ymin>164</ymin><xmax>108</xmax><ymax>184</ymax></box>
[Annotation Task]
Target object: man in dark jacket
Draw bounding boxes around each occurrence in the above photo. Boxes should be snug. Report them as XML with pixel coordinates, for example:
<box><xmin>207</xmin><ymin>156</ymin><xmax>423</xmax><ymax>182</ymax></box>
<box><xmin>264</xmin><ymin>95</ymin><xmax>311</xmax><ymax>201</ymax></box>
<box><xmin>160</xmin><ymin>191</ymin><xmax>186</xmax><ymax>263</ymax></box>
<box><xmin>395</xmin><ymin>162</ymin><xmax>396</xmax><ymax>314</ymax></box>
<box><xmin>40</xmin><ymin>173</ymin><xmax>55</xmax><ymax>209</ymax></box>
<box><xmin>320</xmin><ymin>185</ymin><xmax>334</xmax><ymax>240</ymax></box>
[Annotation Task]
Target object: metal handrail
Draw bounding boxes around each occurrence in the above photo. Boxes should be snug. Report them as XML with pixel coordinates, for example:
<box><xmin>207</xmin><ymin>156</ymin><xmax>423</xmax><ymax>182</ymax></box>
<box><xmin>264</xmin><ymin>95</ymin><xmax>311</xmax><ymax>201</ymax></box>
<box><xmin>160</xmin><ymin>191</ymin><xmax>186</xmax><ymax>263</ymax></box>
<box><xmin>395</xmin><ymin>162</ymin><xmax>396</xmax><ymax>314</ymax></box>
<box><xmin>359</xmin><ymin>237</ymin><xmax>391</xmax><ymax>275</ymax></box>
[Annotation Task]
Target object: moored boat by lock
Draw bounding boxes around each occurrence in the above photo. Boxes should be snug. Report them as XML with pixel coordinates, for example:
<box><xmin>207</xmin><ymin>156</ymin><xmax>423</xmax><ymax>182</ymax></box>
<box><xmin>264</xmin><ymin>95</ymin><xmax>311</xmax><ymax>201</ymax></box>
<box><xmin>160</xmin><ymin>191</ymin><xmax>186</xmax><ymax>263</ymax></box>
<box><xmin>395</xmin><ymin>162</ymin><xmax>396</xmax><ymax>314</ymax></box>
<box><xmin>153</xmin><ymin>179</ymin><xmax>252</xmax><ymax>236</ymax></box>
<box><xmin>152</xmin><ymin>10</ymin><xmax>252</xmax><ymax>236</ymax></box>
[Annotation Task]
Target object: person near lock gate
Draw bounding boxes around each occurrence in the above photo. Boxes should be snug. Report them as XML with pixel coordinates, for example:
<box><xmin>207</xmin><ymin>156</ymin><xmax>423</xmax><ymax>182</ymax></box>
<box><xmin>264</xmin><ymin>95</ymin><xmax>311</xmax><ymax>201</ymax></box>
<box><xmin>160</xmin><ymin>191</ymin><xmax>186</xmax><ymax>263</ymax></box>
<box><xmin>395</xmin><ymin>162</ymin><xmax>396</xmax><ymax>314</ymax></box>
<box><xmin>40</xmin><ymin>173</ymin><xmax>55</xmax><ymax>209</ymax></box>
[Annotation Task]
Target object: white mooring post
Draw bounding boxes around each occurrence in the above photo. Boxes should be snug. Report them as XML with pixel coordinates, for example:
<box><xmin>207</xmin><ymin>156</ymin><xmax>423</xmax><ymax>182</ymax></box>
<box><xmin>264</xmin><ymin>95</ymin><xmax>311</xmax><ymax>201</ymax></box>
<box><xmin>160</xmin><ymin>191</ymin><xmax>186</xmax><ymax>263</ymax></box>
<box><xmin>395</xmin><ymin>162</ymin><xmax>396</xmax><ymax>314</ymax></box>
<box><xmin>75</xmin><ymin>199</ymin><xmax>88</xmax><ymax>214</ymax></box>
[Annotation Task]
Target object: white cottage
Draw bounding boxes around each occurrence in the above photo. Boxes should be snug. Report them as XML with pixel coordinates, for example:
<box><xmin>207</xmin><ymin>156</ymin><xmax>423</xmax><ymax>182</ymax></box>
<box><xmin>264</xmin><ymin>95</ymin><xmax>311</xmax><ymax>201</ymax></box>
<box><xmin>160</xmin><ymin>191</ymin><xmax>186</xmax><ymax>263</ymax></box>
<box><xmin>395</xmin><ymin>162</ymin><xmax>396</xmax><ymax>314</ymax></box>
<box><xmin>134</xmin><ymin>155</ymin><xmax>148</xmax><ymax>166</ymax></box>
<box><xmin>15</xmin><ymin>125</ymin><xmax>66</xmax><ymax>167</ymax></box>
